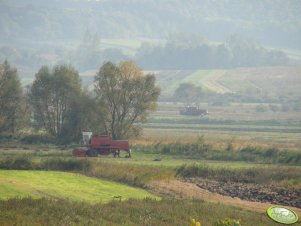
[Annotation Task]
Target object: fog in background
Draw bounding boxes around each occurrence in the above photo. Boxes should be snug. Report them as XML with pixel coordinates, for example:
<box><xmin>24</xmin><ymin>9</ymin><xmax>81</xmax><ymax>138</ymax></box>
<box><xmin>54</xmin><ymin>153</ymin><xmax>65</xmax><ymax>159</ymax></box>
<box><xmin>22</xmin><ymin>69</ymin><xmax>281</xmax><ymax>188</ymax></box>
<box><xmin>0</xmin><ymin>0</ymin><xmax>300</xmax><ymax>77</ymax></box>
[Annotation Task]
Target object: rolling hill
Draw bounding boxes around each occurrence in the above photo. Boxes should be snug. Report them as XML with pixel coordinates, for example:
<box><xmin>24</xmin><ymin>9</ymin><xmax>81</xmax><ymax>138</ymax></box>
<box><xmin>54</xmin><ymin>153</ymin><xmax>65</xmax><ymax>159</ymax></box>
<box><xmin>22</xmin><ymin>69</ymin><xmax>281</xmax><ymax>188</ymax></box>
<box><xmin>152</xmin><ymin>66</ymin><xmax>301</xmax><ymax>98</ymax></box>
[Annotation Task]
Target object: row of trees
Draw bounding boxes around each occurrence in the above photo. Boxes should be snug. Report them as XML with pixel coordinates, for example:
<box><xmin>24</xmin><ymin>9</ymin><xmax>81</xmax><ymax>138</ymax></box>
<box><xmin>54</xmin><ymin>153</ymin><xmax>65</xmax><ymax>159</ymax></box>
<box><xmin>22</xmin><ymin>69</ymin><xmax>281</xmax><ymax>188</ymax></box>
<box><xmin>0</xmin><ymin>60</ymin><xmax>160</xmax><ymax>143</ymax></box>
<box><xmin>137</xmin><ymin>34</ymin><xmax>289</xmax><ymax>70</ymax></box>
<box><xmin>1</xmin><ymin>33</ymin><xmax>292</xmax><ymax>80</ymax></box>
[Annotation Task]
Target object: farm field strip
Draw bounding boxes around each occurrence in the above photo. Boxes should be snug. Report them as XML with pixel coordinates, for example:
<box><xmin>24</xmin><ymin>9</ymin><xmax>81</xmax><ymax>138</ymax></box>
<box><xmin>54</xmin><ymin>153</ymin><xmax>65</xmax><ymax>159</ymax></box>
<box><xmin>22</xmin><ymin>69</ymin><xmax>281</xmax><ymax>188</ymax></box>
<box><xmin>139</xmin><ymin>128</ymin><xmax>301</xmax><ymax>150</ymax></box>
<box><xmin>155</xmin><ymin>102</ymin><xmax>301</xmax><ymax>122</ymax></box>
<box><xmin>154</xmin><ymin>67</ymin><xmax>301</xmax><ymax>99</ymax></box>
<box><xmin>156</xmin><ymin>70</ymin><xmax>234</xmax><ymax>95</ymax></box>
<box><xmin>0</xmin><ymin>149</ymin><xmax>300</xmax><ymax>170</ymax></box>
<box><xmin>144</xmin><ymin>122</ymin><xmax>301</xmax><ymax>133</ymax></box>
<box><xmin>154</xmin><ymin>70</ymin><xmax>198</xmax><ymax>96</ymax></box>
<box><xmin>0</xmin><ymin>170</ymin><xmax>158</xmax><ymax>203</ymax></box>
<box><xmin>100</xmin><ymin>155</ymin><xmax>301</xmax><ymax>170</ymax></box>
<box><xmin>149</xmin><ymin>117</ymin><xmax>301</xmax><ymax>127</ymax></box>
<box><xmin>153</xmin><ymin>112</ymin><xmax>301</xmax><ymax>121</ymax></box>
<box><xmin>152</xmin><ymin>113</ymin><xmax>301</xmax><ymax>122</ymax></box>
<box><xmin>200</xmin><ymin>70</ymin><xmax>233</xmax><ymax>93</ymax></box>
<box><xmin>149</xmin><ymin>116</ymin><xmax>301</xmax><ymax>126</ymax></box>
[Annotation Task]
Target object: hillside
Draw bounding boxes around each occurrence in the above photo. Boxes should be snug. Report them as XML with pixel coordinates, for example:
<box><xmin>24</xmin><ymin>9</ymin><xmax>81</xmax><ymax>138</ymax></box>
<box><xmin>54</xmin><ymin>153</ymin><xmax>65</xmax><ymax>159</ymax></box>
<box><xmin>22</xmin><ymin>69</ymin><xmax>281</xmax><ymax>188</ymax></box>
<box><xmin>76</xmin><ymin>66</ymin><xmax>301</xmax><ymax>104</ymax></box>
<box><xmin>1</xmin><ymin>0</ymin><xmax>300</xmax><ymax>75</ymax></box>
<box><xmin>153</xmin><ymin>66</ymin><xmax>301</xmax><ymax>99</ymax></box>
<box><xmin>1</xmin><ymin>0</ymin><xmax>300</xmax><ymax>49</ymax></box>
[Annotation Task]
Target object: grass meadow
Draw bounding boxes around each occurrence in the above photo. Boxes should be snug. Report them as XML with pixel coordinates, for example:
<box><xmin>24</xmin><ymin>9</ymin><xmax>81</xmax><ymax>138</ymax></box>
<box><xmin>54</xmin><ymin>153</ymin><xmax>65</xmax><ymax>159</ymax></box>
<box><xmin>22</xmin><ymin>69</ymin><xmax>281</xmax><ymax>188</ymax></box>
<box><xmin>0</xmin><ymin>170</ymin><xmax>158</xmax><ymax>203</ymax></box>
<box><xmin>0</xmin><ymin>197</ymin><xmax>289</xmax><ymax>226</ymax></box>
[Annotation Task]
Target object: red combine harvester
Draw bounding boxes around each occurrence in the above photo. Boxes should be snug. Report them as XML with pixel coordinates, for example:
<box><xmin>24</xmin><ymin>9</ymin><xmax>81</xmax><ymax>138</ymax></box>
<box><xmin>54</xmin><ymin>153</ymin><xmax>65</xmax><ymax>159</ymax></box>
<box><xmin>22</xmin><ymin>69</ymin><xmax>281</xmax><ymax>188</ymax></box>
<box><xmin>73</xmin><ymin>132</ymin><xmax>131</xmax><ymax>157</ymax></box>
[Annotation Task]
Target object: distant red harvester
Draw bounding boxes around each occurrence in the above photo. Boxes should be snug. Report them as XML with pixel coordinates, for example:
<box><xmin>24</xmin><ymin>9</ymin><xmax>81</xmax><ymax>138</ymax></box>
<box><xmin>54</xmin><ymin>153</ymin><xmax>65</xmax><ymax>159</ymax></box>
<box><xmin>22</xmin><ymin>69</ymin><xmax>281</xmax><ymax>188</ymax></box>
<box><xmin>73</xmin><ymin>133</ymin><xmax>131</xmax><ymax>158</ymax></box>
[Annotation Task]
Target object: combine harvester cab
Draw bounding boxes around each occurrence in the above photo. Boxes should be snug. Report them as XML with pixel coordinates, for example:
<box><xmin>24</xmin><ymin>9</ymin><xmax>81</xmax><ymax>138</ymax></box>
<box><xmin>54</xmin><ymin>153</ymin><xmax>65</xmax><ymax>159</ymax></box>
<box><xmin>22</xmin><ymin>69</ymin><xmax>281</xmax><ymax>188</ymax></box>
<box><xmin>72</xmin><ymin>132</ymin><xmax>131</xmax><ymax>158</ymax></box>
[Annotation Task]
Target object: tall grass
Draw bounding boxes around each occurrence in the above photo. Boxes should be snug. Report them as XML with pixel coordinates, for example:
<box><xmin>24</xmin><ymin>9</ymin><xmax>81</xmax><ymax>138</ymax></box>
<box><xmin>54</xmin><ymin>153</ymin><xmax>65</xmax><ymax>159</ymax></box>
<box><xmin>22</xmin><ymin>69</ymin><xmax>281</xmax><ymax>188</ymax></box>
<box><xmin>88</xmin><ymin>161</ymin><xmax>175</xmax><ymax>187</ymax></box>
<box><xmin>0</xmin><ymin>156</ymin><xmax>91</xmax><ymax>172</ymax></box>
<box><xmin>176</xmin><ymin>164</ymin><xmax>301</xmax><ymax>185</ymax></box>
<box><xmin>133</xmin><ymin>137</ymin><xmax>301</xmax><ymax>164</ymax></box>
<box><xmin>134</xmin><ymin>136</ymin><xmax>213</xmax><ymax>157</ymax></box>
<box><xmin>0</xmin><ymin>198</ymin><xmax>284</xmax><ymax>226</ymax></box>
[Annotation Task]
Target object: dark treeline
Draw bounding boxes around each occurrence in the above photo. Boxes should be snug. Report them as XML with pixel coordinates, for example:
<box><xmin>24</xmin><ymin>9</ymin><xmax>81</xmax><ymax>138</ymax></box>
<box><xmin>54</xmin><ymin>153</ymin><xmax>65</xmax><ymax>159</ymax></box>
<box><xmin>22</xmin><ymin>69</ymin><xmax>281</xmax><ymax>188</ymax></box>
<box><xmin>137</xmin><ymin>34</ymin><xmax>289</xmax><ymax>70</ymax></box>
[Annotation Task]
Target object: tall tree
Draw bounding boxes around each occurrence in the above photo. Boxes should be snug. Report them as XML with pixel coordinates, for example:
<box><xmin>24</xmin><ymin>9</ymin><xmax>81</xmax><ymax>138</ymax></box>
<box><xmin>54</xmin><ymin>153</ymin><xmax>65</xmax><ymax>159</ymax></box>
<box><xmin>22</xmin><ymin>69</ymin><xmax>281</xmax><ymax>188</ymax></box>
<box><xmin>173</xmin><ymin>83</ymin><xmax>203</xmax><ymax>105</ymax></box>
<box><xmin>0</xmin><ymin>60</ymin><xmax>22</xmax><ymax>135</ymax></box>
<box><xmin>94</xmin><ymin>61</ymin><xmax>160</xmax><ymax>139</ymax></box>
<box><xmin>29</xmin><ymin>65</ymin><xmax>83</xmax><ymax>142</ymax></box>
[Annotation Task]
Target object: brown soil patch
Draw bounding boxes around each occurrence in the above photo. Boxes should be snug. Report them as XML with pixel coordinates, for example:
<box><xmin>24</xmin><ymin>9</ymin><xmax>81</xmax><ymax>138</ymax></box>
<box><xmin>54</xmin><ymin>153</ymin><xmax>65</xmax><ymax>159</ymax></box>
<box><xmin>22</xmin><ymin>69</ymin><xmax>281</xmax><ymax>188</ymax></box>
<box><xmin>185</xmin><ymin>178</ymin><xmax>301</xmax><ymax>208</ymax></box>
<box><xmin>149</xmin><ymin>179</ymin><xmax>301</xmax><ymax>216</ymax></box>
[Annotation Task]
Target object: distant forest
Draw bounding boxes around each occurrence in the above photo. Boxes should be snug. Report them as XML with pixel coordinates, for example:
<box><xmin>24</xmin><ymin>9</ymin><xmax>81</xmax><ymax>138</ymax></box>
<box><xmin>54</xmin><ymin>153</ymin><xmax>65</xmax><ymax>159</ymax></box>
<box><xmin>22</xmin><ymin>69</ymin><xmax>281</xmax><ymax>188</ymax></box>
<box><xmin>1</xmin><ymin>0</ymin><xmax>300</xmax><ymax>49</ymax></box>
<box><xmin>137</xmin><ymin>34</ymin><xmax>289</xmax><ymax>70</ymax></box>
<box><xmin>0</xmin><ymin>0</ymin><xmax>300</xmax><ymax>73</ymax></box>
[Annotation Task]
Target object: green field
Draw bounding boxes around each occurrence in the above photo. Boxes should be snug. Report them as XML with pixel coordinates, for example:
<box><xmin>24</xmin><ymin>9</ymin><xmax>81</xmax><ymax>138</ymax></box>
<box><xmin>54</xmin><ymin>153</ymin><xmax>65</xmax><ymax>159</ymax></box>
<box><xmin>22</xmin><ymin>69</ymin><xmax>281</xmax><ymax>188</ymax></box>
<box><xmin>110</xmin><ymin>153</ymin><xmax>301</xmax><ymax>170</ymax></box>
<box><xmin>0</xmin><ymin>170</ymin><xmax>158</xmax><ymax>203</ymax></box>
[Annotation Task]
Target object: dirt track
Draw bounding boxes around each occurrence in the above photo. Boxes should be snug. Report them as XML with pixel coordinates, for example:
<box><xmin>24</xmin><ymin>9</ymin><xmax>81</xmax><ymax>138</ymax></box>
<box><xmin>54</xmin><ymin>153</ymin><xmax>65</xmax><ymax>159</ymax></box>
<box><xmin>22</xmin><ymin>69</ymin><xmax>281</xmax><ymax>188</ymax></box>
<box><xmin>149</xmin><ymin>179</ymin><xmax>301</xmax><ymax>217</ymax></box>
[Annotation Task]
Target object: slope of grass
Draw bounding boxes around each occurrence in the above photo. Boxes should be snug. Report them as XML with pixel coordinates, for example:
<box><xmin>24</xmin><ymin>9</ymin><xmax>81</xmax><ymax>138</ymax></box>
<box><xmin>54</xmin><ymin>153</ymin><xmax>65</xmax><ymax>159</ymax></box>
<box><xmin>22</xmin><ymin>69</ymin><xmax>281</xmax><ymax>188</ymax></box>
<box><xmin>154</xmin><ymin>66</ymin><xmax>301</xmax><ymax>98</ymax></box>
<box><xmin>154</xmin><ymin>70</ymin><xmax>196</xmax><ymax>96</ymax></box>
<box><xmin>89</xmin><ymin>159</ymin><xmax>175</xmax><ymax>187</ymax></box>
<box><xmin>0</xmin><ymin>170</ymin><xmax>158</xmax><ymax>203</ymax></box>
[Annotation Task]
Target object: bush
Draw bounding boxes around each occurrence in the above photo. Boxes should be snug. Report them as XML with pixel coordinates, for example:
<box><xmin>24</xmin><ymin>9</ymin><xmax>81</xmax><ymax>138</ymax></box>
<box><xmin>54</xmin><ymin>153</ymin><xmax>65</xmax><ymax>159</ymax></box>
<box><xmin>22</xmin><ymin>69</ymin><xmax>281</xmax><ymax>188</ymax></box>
<box><xmin>256</xmin><ymin>104</ymin><xmax>268</xmax><ymax>112</ymax></box>
<box><xmin>269</xmin><ymin>104</ymin><xmax>279</xmax><ymax>112</ymax></box>
<box><xmin>135</xmin><ymin>139</ymin><xmax>301</xmax><ymax>164</ymax></box>
<box><xmin>0</xmin><ymin>157</ymin><xmax>90</xmax><ymax>172</ymax></box>
<box><xmin>176</xmin><ymin>164</ymin><xmax>261</xmax><ymax>183</ymax></box>
<box><xmin>20</xmin><ymin>134</ymin><xmax>55</xmax><ymax>144</ymax></box>
<box><xmin>214</xmin><ymin>218</ymin><xmax>241</xmax><ymax>226</ymax></box>
<box><xmin>44</xmin><ymin>158</ymin><xmax>91</xmax><ymax>172</ymax></box>
<box><xmin>134</xmin><ymin>136</ymin><xmax>212</xmax><ymax>157</ymax></box>
<box><xmin>89</xmin><ymin>161</ymin><xmax>175</xmax><ymax>187</ymax></box>
<box><xmin>0</xmin><ymin>156</ymin><xmax>37</xmax><ymax>170</ymax></box>
<box><xmin>176</xmin><ymin>164</ymin><xmax>300</xmax><ymax>184</ymax></box>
